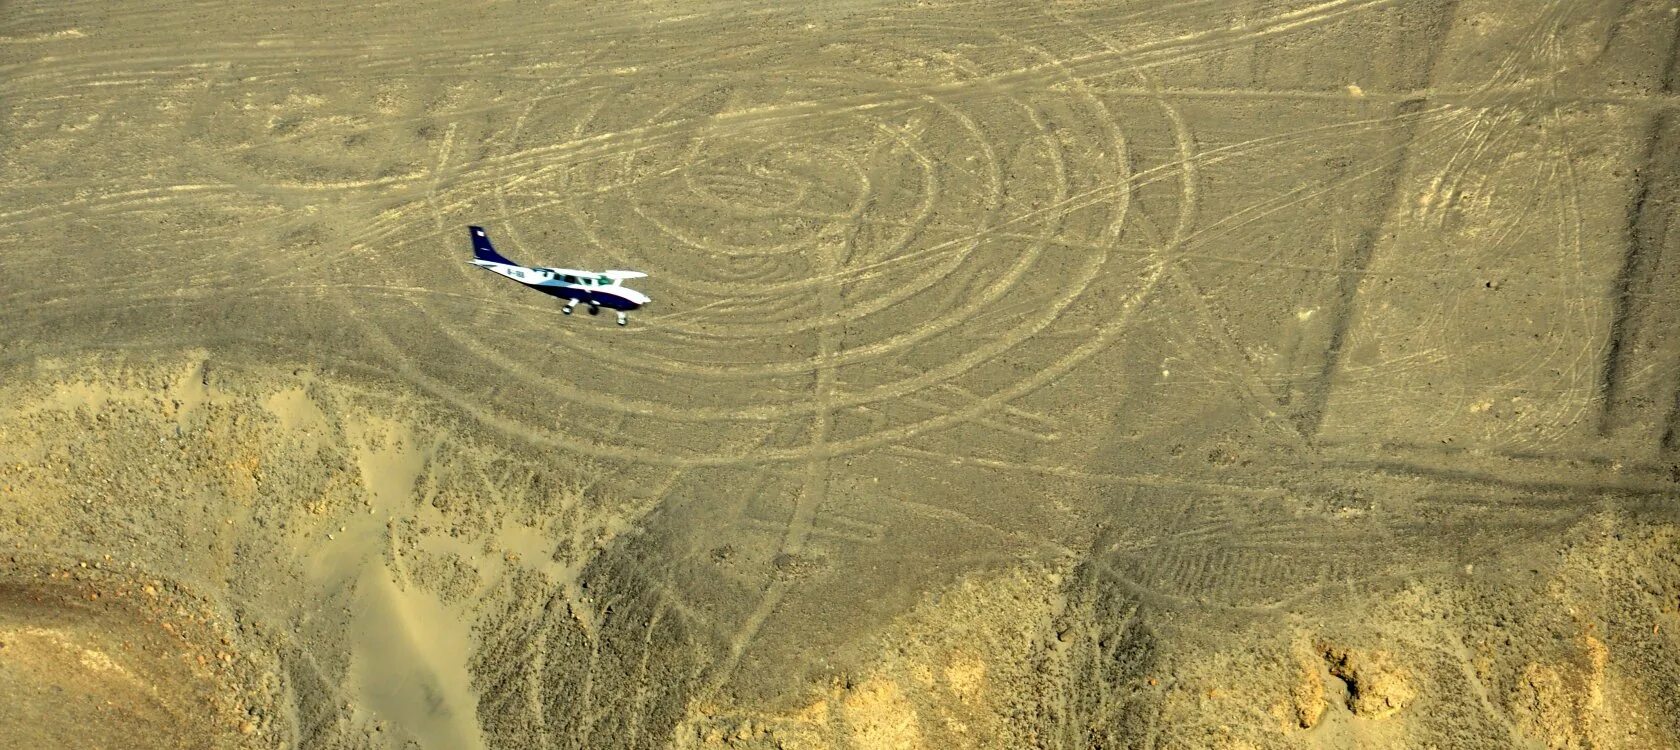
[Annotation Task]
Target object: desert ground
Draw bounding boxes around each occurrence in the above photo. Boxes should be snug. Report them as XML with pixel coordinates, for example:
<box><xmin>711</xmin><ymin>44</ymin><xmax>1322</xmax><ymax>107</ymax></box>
<box><xmin>3</xmin><ymin>0</ymin><xmax>1679</xmax><ymax>748</ymax></box>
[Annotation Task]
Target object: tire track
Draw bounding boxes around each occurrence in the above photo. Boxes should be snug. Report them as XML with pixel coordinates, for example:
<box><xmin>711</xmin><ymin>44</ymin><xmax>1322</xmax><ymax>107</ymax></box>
<box><xmin>347</xmin><ymin>28</ymin><xmax>1159</xmax><ymax>467</ymax></box>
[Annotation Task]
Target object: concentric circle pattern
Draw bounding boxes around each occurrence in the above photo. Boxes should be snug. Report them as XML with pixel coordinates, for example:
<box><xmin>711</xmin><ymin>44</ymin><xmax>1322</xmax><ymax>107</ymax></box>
<box><xmin>397</xmin><ymin>33</ymin><xmax>1188</xmax><ymax>465</ymax></box>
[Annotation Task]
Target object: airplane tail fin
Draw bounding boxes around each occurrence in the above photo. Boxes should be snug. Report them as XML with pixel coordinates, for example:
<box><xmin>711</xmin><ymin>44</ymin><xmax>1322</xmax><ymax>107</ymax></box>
<box><xmin>467</xmin><ymin>226</ymin><xmax>516</xmax><ymax>265</ymax></box>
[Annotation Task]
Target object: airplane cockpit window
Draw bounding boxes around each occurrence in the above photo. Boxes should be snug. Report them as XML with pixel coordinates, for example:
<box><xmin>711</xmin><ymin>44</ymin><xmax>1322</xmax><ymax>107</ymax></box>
<box><xmin>561</xmin><ymin>274</ymin><xmax>580</xmax><ymax>284</ymax></box>
<box><xmin>597</xmin><ymin>275</ymin><xmax>613</xmax><ymax>286</ymax></box>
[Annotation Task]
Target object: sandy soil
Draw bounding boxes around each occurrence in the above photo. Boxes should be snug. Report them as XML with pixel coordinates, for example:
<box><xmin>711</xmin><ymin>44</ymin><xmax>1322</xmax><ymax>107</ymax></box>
<box><xmin>3</xmin><ymin>1</ymin><xmax>1679</xmax><ymax>748</ymax></box>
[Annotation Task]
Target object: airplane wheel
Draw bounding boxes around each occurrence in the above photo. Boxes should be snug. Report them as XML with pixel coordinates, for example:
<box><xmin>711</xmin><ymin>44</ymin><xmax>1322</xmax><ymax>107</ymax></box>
<box><xmin>562</xmin><ymin>307</ymin><xmax>573</xmax><ymax>315</ymax></box>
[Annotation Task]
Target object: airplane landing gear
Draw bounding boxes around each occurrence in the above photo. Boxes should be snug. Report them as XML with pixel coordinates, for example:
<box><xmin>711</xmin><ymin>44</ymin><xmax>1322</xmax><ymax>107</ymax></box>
<box><xmin>561</xmin><ymin>299</ymin><xmax>629</xmax><ymax>327</ymax></box>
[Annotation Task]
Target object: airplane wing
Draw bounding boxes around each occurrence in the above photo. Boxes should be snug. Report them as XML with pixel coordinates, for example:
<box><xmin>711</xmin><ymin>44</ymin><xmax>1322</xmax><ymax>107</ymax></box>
<box><xmin>601</xmin><ymin>270</ymin><xmax>648</xmax><ymax>281</ymax></box>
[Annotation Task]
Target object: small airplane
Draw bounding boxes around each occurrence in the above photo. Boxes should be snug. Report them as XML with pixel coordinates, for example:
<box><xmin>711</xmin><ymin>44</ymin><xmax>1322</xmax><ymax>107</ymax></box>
<box><xmin>466</xmin><ymin>225</ymin><xmax>650</xmax><ymax>325</ymax></box>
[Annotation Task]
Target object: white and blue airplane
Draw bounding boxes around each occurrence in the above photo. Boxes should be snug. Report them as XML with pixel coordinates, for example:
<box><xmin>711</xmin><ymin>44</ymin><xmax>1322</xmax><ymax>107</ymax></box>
<box><xmin>466</xmin><ymin>225</ymin><xmax>650</xmax><ymax>325</ymax></box>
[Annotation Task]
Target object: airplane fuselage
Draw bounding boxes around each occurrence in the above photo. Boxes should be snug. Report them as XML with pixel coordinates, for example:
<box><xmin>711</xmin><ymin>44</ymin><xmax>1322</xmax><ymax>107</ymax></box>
<box><xmin>468</xmin><ymin>260</ymin><xmax>651</xmax><ymax>311</ymax></box>
<box><xmin>466</xmin><ymin>225</ymin><xmax>650</xmax><ymax>325</ymax></box>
